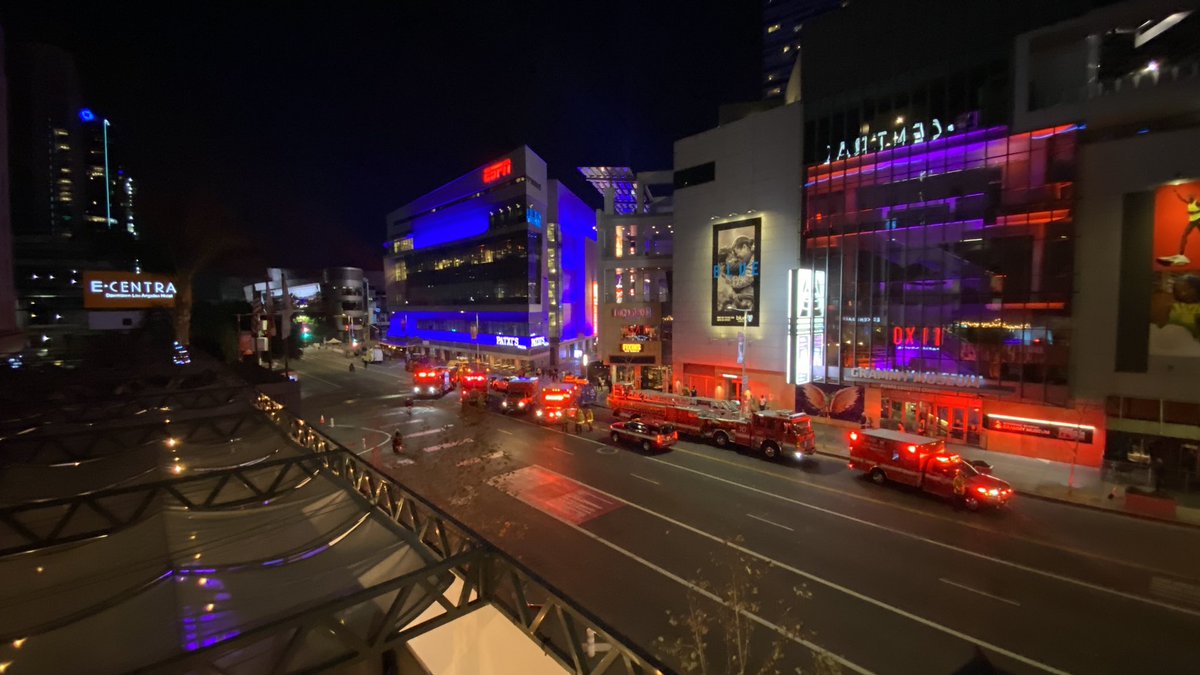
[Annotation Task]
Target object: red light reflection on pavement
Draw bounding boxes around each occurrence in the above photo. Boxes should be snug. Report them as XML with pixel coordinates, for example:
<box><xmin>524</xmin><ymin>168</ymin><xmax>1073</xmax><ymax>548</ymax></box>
<box><xmin>490</xmin><ymin>466</ymin><xmax>622</xmax><ymax>525</ymax></box>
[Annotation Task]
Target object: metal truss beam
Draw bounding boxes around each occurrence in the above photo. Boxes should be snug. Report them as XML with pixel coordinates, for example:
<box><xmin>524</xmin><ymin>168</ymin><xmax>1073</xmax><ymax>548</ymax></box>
<box><xmin>0</xmin><ymin>409</ymin><xmax>265</xmax><ymax>466</ymax></box>
<box><xmin>0</xmin><ymin>384</ymin><xmax>252</xmax><ymax>432</ymax></box>
<box><xmin>0</xmin><ymin>452</ymin><xmax>327</xmax><ymax>557</ymax></box>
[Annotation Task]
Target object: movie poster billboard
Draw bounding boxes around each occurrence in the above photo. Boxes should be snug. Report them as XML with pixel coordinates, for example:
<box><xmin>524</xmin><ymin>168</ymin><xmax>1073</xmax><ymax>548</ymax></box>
<box><xmin>712</xmin><ymin>218</ymin><xmax>761</xmax><ymax>327</ymax></box>
<box><xmin>1150</xmin><ymin>180</ymin><xmax>1200</xmax><ymax>358</ymax></box>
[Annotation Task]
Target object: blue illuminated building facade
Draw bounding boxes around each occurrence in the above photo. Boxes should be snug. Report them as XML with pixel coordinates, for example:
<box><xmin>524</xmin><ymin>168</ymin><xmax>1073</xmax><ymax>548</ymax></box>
<box><xmin>384</xmin><ymin>147</ymin><xmax>598</xmax><ymax>370</ymax></box>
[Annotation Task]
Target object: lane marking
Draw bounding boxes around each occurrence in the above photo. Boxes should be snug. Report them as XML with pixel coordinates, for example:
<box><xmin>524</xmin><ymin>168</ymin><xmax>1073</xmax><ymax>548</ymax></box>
<box><xmin>405</xmin><ymin>428</ymin><xmax>444</xmax><ymax>439</ymax></box>
<box><xmin>668</xmin><ymin>445</ymin><xmax>1199</xmax><ymax>583</ymax></box>
<box><xmin>630</xmin><ymin>473</ymin><xmax>660</xmax><ymax>486</ymax></box>
<box><xmin>747</xmin><ymin>513</ymin><xmax>795</xmax><ymax>532</ymax></box>
<box><xmin>457</xmin><ymin>450</ymin><xmax>505</xmax><ymax>467</ymax></box>
<box><xmin>499</xmin><ymin>429</ymin><xmax>514</xmax><ymax>435</ymax></box>
<box><xmin>648</xmin><ymin>456</ymin><xmax>1200</xmax><ymax>620</ymax></box>
<box><xmin>533</xmin><ymin>464</ymin><xmax>1069</xmax><ymax>675</ymax></box>
<box><xmin>424</xmin><ymin>438</ymin><xmax>474</xmax><ymax>453</ymax></box>
<box><xmin>393</xmin><ymin>419</ymin><xmax>426</xmax><ymax>426</ymax></box>
<box><xmin>552</xmin><ymin>446</ymin><xmax>574</xmax><ymax>456</ymax></box>
<box><xmin>491</xmin><ymin>466</ymin><xmax>869</xmax><ymax>674</ymax></box>
<box><xmin>300</xmin><ymin>372</ymin><xmax>339</xmax><ymax>387</ymax></box>
<box><xmin>939</xmin><ymin>578</ymin><xmax>1021</xmax><ymax>607</ymax></box>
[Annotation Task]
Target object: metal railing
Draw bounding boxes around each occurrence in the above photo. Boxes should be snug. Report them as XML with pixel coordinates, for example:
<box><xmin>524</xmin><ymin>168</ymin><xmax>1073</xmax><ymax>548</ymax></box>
<box><xmin>251</xmin><ymin>394</ymin><xmax>671</xmax><ymax>675</ymax></box>
<box><xmin>0</xmin><ymin>391</ymin><xmax>669</xmax><ymax>673</ymax></box>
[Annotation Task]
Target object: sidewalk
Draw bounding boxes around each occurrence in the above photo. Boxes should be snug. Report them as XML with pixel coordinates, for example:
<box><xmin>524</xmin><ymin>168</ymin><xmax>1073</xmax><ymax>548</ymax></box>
<box><xmin>809</xmin><ymin>418</ymin><xmax>1200</xmax><ymax>527</ymax></box>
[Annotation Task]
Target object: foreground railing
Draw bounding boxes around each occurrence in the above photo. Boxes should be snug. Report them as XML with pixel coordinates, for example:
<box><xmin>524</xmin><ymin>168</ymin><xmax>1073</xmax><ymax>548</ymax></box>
<box><xmin>250</xmin><ymin>393</ymin><xmax>670</xmax><ymax>675</ymax></box>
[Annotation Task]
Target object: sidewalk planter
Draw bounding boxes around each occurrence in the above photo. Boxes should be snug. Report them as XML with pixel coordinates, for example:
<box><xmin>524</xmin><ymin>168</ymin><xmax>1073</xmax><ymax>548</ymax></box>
<box><xmin>1124</xmin><ymin>487</ymin><xmax>1177</xmax><ymax>521</ymax></box>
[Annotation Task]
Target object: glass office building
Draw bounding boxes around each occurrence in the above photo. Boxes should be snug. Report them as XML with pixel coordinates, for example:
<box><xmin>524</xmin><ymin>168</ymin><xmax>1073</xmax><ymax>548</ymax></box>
<box><xmin>798</xmin><ymin>118</ymin><xmax>1083</xmax><ymax>452</ymax></box>
<box><xmin>384</xmin><ymin>147</ymin><xmax>597</xmax><ymax>371</ymax></box>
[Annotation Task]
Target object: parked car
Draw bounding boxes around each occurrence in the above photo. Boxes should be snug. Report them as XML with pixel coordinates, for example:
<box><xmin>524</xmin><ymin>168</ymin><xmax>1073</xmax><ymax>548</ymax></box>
<box><xmin>609</xmin><ymin>420</ymin><xmax>678</xmax><ymax>453</ymax></box>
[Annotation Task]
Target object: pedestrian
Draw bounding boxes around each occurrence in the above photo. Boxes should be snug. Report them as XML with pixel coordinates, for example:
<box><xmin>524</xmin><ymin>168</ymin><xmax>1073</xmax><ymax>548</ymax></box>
<box><xmin>349</xmin><ymin>362</ymin><xmax>356</xmax><ymax>373</ymax></box>
<box><xmin>690</xmin><ymin>385</ymin><xmax>698</xmax><ymax>397</ymax></box>
<box><xmin>584</xmin><ymin>406</ymin><xmax>595</xmax><ymax>432</ymax></box>
<box><xmin>391</xmin><ymin>431</ymin><xmax>403</xmax><ymax>455</ymax></box>
<box><xmin>758</xmin><ymin>394</ymin><xmax>768</xmax><ymax>411</ymax></box>
<box><xmin>574</xmin><ymin>407</ymin><xmax>586</xmax><ymax>434</ymax></box>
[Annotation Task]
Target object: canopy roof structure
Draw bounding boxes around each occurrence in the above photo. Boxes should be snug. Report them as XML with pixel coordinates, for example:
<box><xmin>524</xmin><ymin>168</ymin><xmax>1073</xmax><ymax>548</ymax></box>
<box><xmin>0</xmin><ymin>357</ymin><xmax>667</xmax><ymax>675</ymax></box>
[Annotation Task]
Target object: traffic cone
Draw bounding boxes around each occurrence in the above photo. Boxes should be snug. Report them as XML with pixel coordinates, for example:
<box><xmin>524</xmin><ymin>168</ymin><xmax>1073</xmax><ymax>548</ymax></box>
<box><xmin>320</xmin><ymin>414</ymin><xmax>326</xmax><ymax>425</ymax></box>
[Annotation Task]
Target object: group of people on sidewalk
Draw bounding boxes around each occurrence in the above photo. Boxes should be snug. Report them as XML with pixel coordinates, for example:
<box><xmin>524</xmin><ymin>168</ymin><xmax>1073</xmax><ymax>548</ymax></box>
<box><xmin>561</xmin><ymin>406</ymin><xmax>595</xmax><ymax>434</ymax></box>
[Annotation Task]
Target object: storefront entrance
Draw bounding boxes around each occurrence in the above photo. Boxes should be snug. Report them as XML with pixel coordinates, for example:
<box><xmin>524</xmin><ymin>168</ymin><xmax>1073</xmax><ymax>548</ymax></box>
<box><xmin>881</xmin><ymin>392</ymin><xmax>982</xmax><ymax>445</ymax></box>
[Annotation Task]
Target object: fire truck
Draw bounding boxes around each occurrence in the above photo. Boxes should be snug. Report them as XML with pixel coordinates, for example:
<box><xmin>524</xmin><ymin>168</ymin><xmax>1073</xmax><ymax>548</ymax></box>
<box><xmin>413</xmin><ymin>368</ymin><xmax>451</xmax><ymax>398</ymax></box>
<box><xmin>704</xmin><ymin>410</ymin><xmax>817</xmax><ymax>460</ymax></box>
<box><xmin>847</xmin><ymin>429</ymin><xmax>1013</xmax><ymax>510</ymax></box>
<box><xmin>535</xmin><ymin>387</ymin><xmax>575</xmax><ymax>424</ymax></box>
<box><xmin>500</xmin><ymin>378</ymin><xmax>538</xmax><ymax>414</ymax></box>
<box><xmin>606</xmin><ymin>384</ymin><xmax>815</xmax><ymax>459</ymax></box>
<box><xmin>607</xmin><ymin>385</ymin><xmax>738</xmax><ymax>423</ymax></box>
<box><xmin>459</xmin><ymin>370</ymin><xmax>489</xmax><ymax>409</ymax></box>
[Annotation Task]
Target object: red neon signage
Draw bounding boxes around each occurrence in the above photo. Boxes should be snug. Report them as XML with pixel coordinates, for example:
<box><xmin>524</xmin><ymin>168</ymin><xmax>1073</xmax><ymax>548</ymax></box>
<box><xmin>482</xmin><ymin>159</ymin><xmax>513</xmax><ymax>183</ymax></box>
<box><xmin>892</xmin><ymin>326</ymin><xmax>943</xmax><ymax>348</ymax></box>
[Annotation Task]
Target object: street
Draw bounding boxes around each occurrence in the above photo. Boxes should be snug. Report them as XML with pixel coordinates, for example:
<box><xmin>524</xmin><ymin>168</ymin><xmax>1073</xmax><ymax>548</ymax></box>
<box><xmin>292</xmin><ymin>348</ymin><xmax>1200</xmax><ymax>674</ymax></box>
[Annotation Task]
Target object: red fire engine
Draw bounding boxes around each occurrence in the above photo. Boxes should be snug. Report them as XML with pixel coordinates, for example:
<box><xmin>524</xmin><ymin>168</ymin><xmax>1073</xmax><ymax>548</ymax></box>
<box><xmin>413</xmin><ymin>368</ymin><xmax>451</xmax><ymax>398</ymax></box>
<box><xmin>500</xmin><ymin>378</ymin><xmax>538</xmax><ymax>414</ymax></box>
<box><xmin>535</xmin><ymin>388</ymin><xmax>575</xmax><ymax>424</ymax></box>
<box><xmin>847</xmin><ymin>429</ymin><xmax>1013</xmax><ymax>510</ymax></box>
<box><xmin>704</xmin><ymin>409</ymin><xmax>817</xmax><ymax>460</ymax></box>
<box><xmin>460</xmin><ymin>370</ymin><xmax>489</xmax><ymax>408</ymax></box>
<box><xmin>606</xmin><ymin>384</ymin><xmax>816</xmax><ymax>460</ymax></box>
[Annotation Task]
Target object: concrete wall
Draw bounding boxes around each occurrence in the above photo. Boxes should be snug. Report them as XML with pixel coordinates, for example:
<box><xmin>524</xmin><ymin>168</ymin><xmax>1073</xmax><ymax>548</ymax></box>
<box><xmin>672</xmin><ymin>103</ymin><xmax>803</xmax><ymax>407</ymax></box>
<box><xmin>1074</xmin><ymin>126</ymin><xmax>1200</xmax><ymax>404</ymax></box>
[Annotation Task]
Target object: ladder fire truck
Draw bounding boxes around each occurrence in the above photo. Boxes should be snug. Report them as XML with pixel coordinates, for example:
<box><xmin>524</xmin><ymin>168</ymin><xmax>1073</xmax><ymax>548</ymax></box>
<box><xmin>606</xmin><ymin>384</ymin><xmax>816</xmax><ymax>460</ymax></box>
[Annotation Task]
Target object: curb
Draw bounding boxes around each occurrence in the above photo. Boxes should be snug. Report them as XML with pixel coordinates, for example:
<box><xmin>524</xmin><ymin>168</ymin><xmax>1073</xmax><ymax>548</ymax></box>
<box><xmin>813</xmin><ymin>449</ymin><xmax>1200</xmax><ymax>530</ymax></box>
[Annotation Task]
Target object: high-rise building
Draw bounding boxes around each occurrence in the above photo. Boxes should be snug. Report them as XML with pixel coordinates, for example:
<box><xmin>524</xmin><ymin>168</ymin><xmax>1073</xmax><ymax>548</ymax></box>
<box><xmin>6</xmin><ymin>43</ymin><xmax>142</xmax><ymax>356</ymax></box>
<box><xmin>384</xmin><ymin>147</ymin><xmax>598</xmax><ymax>372</ymax></box>
<box><xmin>761</xmin><ymin>0</ymin><xmax>842</xmax><ymax>100</ymax></box>
<box><xmin>580</xmin><ymin>166</ymin><xmax>675</xmax><ymax>390</ymax></box>
<box><xmin>0</xmin><ymin>25</ymin><xmax>22</xmax><ymax>355</ymax></box>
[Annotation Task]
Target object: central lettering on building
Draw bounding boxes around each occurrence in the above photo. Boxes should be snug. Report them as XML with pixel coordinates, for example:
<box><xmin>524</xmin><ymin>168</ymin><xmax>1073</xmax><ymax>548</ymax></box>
<box><xmin>495</xmin><ymin>336</ymin><xmax>521</xmax><ymax>347</ymax></box>
<box><xmin>822</xmin><ymin>117</ymin><xmax>961</xmax><ymax>164</ymax></box>
<box><xmin>612</xmin><ymin>306</ymin><xmax>652</xmax><ymax>319</ymax></box>
<box><xmin>848</xmin><ymin>367</ymin><xmax>984</xmax><ymax>389</ymax></box>
<box><xmin>621</xmin><ymin>343</ymin><xmax>643</xmax><ymax>353</ymax></box>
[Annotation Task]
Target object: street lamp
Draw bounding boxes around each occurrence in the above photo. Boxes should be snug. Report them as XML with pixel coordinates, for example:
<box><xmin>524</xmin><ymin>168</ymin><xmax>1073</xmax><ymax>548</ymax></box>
<box><xmin>733</xmin><ymin>308</ymin><xmax>752</xmax><ymax>412</ymax></box>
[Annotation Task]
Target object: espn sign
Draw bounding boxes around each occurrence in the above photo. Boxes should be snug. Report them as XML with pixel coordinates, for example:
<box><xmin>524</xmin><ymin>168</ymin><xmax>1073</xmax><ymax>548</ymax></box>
<box><xmin>83</xmin><ymin>271</ymin><xmax>177</xmax><ymax>309</ymax></box>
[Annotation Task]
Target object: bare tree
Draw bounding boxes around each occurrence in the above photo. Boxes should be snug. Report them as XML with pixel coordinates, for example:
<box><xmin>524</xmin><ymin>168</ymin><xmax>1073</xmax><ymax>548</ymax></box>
<box><xmin>656</xmin><ymin>536</ymin><xmax>841</xmax><ymax>675</ymax></box>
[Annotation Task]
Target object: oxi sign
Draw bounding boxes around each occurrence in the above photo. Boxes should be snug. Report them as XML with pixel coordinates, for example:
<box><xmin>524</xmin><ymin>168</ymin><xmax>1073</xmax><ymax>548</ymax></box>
<box><xmin>83</xmin><ymin>272</ymin><xmax>177</xmax><ymax>309</ymax></box>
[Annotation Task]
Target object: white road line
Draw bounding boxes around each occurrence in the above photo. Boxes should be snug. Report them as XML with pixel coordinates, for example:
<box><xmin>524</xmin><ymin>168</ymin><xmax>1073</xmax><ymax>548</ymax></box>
<box><xmin>551</xmin><ymin>446</ymin><xmax>574</xmax><ymax>456</ymax></box>
<box><xmin>424</xmin><ymin>438</ymin><xmax>474</xmax><ymax>453</ymax></box>
<box><xmin>747</xmin><ymin>513</ymin><xmax>795</xmax><ymax>532</ymax></box>
<box><xmin>939</xmin><ymin>578</ymin><xmax>1021</xmax><ymax>607</ymax></box>
<box><xmin>300</xmin><ymin>372</ymin><xmax>339</xmax><ymax>387</ymax></box>
<box><xmin>499</xmin><ymin>429</ymin><xmax>514</xmax><ymax>435</ymax></box>
<box><xmin>405</xmin><ymin>428</ymin><xmax>444</xmax><ymax>439</ymax></box>
<box><xmin>650</xmin><ymin>456</ymin><xmax>1200</xmax><ymax>620</ymax></box>
<box><xmin>675</xmin><ymin>446</ymin><xmax>1193</xmax><ymax>582</ymax></box>
<box><xmin>630</xmin><ymin>473</ymin><xmax>660</xmax><ymax>486</ymax></box>
<box><xmin>535</xmin><ymin>464</ymin><xmax>1070</xmax><ymax>675</ymax></box>
<box><xmin>497</xmin><ymin>465</ymin><xmax>870</xmax><ymax>675</ymax></box>
<box><xmin>393</xmin><ymin>418</ymin><xmax>426</xmax><ymax>426</ymax></box>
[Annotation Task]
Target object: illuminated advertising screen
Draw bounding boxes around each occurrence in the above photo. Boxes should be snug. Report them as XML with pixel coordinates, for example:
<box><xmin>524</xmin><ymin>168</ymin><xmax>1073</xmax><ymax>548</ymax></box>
<box><xmin>83</xmin><ymin>272</ymin><xmax>177</xmax><ymax>309</ymax></box>
<box><xmin>1150</xmin><ymin>180</ymin><xmax>1200</xmax><ymax>358</ymax></box>
<box><xmin>712</xmin><ymin>218</ymin><xmax>761</xmax><ymax>327</ymax></box>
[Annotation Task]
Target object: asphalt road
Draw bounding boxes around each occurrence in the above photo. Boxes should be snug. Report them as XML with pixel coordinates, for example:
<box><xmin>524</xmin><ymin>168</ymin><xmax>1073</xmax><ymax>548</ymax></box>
<box><xmin>292</xmin><ymin>348</ymin><xmax>1200</xmax><ymax>674</ymax></box>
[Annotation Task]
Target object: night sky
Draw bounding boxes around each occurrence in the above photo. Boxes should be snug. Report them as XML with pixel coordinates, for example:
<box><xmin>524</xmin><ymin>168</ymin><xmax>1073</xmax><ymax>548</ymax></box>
<box><xmin>1</xmin><ymin>2</ymin><xmax>760</xmax><ymax>272</ymax></box>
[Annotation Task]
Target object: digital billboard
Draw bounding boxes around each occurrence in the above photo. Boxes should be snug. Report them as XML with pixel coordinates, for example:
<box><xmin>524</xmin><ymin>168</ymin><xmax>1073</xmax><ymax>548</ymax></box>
<box><xmin>711</xmin><ymin>218</ymin><xmax>761</xmax><ymax>327</ymax></box>
<box><xmin>1150</xmin><ymin>180</ymin><xmax>1200</xmax><ymax>358</ymax></box>
<box><xmin>83</xmin><ymin>272</ymin><xmax>177</xmax><ymax>309</ymax></box>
